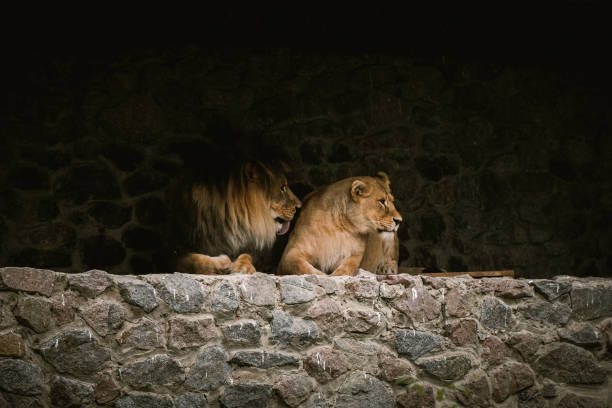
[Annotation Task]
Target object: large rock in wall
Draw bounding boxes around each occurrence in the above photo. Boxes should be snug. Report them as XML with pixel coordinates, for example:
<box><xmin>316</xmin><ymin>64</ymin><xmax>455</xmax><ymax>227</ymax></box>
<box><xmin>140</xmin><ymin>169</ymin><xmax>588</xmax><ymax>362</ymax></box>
<box><xmin>1</xmin><ymin>267</ymin><xmax>611</xmax><ymax>407</ymax></box>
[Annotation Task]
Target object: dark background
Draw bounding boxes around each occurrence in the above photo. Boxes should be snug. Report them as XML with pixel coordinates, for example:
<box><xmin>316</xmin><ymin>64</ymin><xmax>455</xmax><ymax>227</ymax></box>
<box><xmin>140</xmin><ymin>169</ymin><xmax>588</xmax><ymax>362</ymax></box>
<box><xmin>1</xmin><ymin>3</ymin><xmax>611</xmax><ymax>278</ymax></box>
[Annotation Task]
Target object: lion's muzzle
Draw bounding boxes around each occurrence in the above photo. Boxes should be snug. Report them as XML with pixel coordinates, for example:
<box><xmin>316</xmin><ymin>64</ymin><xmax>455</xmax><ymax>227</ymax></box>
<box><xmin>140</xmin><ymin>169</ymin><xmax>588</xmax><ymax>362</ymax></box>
<box><xmin>275</xmin><ymin>217</ymin><xmax>292</xmax><ymax>235</ymax></box>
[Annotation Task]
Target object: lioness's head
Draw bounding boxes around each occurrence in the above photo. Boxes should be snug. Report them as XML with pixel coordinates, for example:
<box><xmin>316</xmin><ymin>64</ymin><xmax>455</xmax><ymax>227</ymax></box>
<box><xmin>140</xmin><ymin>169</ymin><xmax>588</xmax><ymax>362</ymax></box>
<box><xmin>350</xmin><ymin>171</ymin><xmax>402</xmax><ymax>234</ymax></box>
<box><xmin>244</xmin><ymin>161</ymin><xmax>302</xmax><ymax>237</ymax></box>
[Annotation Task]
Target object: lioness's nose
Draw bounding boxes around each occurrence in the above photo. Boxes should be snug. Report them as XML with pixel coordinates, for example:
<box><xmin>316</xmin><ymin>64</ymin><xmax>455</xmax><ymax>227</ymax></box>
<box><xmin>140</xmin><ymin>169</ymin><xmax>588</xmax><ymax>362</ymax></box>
<box><xmin>393</xmin><ymin>217</ymin><xmax>402</xmax><ymax>226</ymax></box>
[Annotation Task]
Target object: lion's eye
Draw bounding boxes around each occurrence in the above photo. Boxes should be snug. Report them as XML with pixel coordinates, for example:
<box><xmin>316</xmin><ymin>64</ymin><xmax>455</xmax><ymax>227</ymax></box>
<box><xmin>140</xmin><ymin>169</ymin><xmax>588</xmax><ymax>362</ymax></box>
<box><xmin>379</xmin><ymin>199</ymin><xmax>386</xmax><ymax>206</ymax></box>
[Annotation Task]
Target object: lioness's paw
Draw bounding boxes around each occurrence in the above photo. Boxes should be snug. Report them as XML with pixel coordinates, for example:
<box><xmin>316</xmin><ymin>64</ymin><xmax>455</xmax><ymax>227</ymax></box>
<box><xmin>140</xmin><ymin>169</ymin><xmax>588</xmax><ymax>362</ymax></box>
<box><xmin>229</xmin><ymin>254</ymin><xmax>256</xmax><ymax>275</ymax></box>
<box><xmin>377</xmin><ymin>260</ymin><xmax>398</xmax><ymax>275</ymax></box>
<box><xmin>330</xmin><ymin>268</ymin><xmax>356</xmax><ymax>277</ymax></box>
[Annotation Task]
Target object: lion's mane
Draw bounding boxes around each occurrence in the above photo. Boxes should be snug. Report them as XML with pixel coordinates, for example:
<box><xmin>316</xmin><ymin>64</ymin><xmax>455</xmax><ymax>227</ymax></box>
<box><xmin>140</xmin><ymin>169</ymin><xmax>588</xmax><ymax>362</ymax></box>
<box><xmin>184</xmin><ymin>162</ymin><xmax>283</xmax><ymax>257</ymax></box>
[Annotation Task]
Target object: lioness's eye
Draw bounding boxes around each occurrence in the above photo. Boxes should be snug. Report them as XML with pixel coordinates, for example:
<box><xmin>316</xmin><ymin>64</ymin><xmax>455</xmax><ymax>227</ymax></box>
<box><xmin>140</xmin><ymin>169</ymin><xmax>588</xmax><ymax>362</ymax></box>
<box><xmin>379</xmin><ymin>199</ymin><xmax>386</xmax><ymax>206</ymax></box>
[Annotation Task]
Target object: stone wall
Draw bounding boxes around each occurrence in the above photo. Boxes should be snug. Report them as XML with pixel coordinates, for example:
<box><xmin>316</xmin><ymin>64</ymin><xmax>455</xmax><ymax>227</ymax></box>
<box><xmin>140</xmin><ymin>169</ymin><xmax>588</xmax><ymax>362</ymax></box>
<box><xmin>1</xmin><ymin>49</ymin><xmax>612</xmax><ymax>279</ymax></box>
<box><xmin>1</xmin><ymin>267</ymin><xmax>611</xmax><ymax>407</ymax></box>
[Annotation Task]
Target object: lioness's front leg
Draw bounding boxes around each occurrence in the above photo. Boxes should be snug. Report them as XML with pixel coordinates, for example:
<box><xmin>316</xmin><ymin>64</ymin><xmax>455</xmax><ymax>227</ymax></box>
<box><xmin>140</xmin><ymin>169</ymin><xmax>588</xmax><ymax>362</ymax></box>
<box><xmin>228</xmin><ymin>253</ymin><xmax>256</xmax><ymax>275</ymax></box>
<box><xmin>330</xmin><ymin>254</ymin><xmax>363</xmax><ymax>276</ymax></box>
<box><xmin>278</xmin><ymin>251</ymin><xmax>325</xmax><ymax>275</ymax></box>
<box><xmin>377</xmin><ymin>259</ymin><xmax>398</xmax><ymax>275</ymax></box>
<box><xmin>177</xmin><ymin>253</ymin><xmax>232</xmax><ymax>274</ymax></box>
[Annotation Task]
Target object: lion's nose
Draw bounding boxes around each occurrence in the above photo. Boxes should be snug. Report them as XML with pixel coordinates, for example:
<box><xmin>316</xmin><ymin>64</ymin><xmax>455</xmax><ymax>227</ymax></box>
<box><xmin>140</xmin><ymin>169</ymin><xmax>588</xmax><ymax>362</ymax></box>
<box><xmin>393</xmin><ymin>217</ymin><xmax>402</xmax><ymax>227</ymax></box>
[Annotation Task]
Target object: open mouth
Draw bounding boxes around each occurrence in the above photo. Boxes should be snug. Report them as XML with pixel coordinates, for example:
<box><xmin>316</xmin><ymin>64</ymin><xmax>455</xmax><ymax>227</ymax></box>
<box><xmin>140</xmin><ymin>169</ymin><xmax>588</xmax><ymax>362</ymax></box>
<box><xmin>275</xmin><ymin>217</ymin><xmax>291</xmax><ymax>235</ymax></box>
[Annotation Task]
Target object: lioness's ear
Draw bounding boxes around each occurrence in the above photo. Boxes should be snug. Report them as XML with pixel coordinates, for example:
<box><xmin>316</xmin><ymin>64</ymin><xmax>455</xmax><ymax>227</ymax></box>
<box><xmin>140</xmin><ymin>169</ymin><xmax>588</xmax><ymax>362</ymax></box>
<box><xmin>351</xmin><ymin>179</ymin><xmax>369</xmax><ymax>201</ymax></box>
<box><xmin>376</xmin><ymin>171</ymin><xmax>390</xmax><ymax>189</ymax></box>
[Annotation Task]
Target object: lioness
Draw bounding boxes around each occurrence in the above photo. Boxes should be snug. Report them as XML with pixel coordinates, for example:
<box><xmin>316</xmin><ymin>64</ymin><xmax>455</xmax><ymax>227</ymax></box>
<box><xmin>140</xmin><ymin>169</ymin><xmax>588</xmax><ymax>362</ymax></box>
<box><xmin>277</xmin><ymin>172</ymin><xmax>402</xmax><ymax>276</ymax></box>
<box><xmin>169</xmin><ymin>160</ymin><xmax>302</xmax><ymax>274</ymax></box>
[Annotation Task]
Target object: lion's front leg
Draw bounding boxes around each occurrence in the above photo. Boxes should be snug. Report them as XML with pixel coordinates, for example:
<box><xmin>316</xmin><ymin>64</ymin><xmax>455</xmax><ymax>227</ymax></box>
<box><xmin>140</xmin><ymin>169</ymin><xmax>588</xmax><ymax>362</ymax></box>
<box><xmin>330</xmin><ymin>254</ymin><xmax>363</xmax><ymax>277</ymax></box>
<box><xmin>176</xmin><ymin>253</ymin><xmax>232</xmax><ymax>274</ymax></box>
<box><xmin>228</xmin><ymin>253</ymin><xmax>257</xmax><ymax>275</ymax></box>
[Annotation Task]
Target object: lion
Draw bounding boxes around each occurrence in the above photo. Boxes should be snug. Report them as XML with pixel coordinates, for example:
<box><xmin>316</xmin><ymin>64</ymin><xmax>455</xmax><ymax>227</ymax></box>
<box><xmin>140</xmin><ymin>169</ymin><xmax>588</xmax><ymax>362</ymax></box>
<box><xmin>276</xmin><ymin>172</ymin><xmax>402</xmax><ymax>276</ymax></box>
<box><xmin>168</xmin><ymin>160</ymin><xmax>302</xmax><ymax>275</ymax></box>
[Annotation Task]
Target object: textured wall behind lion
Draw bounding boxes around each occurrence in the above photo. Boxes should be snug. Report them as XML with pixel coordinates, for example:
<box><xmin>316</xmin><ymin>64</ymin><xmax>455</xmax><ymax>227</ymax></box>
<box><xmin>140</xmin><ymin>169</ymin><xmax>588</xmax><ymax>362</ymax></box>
<box><xmin>1</xmin><ymin>48</ymin><xmax>611</xmax><ymax>278</ymax></box>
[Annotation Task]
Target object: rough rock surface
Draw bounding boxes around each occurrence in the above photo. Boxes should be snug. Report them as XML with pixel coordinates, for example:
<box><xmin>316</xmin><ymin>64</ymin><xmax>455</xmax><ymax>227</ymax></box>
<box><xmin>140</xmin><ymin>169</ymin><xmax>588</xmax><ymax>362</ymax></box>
<box><xmin>231</xmin><ymin>350</ymin><xmax>299</xmax><ymax>368</ymax></box>
<box><xmin>67</xmin><ymin>269</ymin><xmax>112</xmax><ymax>298</ymax></box>
<box><xmin>15</xmin><ymin>295</ymin><xmax>52</xmax><ymax>333</ymax></box>
<box><xmin>304</xmin><ymin>347</ymin><xmax>351</xmax><ymax>383</ymax></box>
<box><xmin>80</xmin><ymin>301</ymin><xmax>127</xmax><ymax>336</ymax></box>
<box><xmin>221</xmin><ymin>320</ymin><xmax>261</xmax><ymax>346</ymax></box>
<box><xmin>0</xmin><ymin>267</ymin><xmax>56</xmax><ymax>296</ymax></box>
<box><xmin>571</xmin><ymin>285</ymin><xmax>612</xmax><ymax>320</ymax></box>
<box><xmin>116</xmin><ymin>319</ymin><xmax>165</xmax><ymax>349</ymax></box>
<box><xmin>120</xmin><ymin>354</ymin><xmax>185</xmax><ymax>387</ymax></box>
<box><xmin>220</xmin><ymin>383</ymin><xmax>271</xmax><ymax>408</ymax></box>
<box><xmin>480</xmin><ymin>296</ymin><xmax>513</xmax><ymax>330</ymax></box>
<box><xmin>416</xmin><ymin>352</ymin><xmax>472</xmax><ymax>381</ymax></box>
<box><xmin>280</xmin><ymin>276</ymin><xmax>316</xmax><ymax>304</ymax></box>
<box><xmin>531</xmin><ymin>279</ymin><xmax>571</xmax><ymax>300</ymax></box>
<box><xmin>490</xmin><ymin>362</ymin><xmax>535</xmax><ymax>402</ymax></box>
<box><xmin>394</xmin><ymin>329</ymin><xmax>442</xmax><ymax>360</ymax></box>
<box><xmin>1</xmin><ymin>270</ymin><xmax>611</xmax><ymax>407</ymax></box>
<box><xmin>534</xmin><ymin>342</ymin><xmax>607</xmax><ymax>384</ymax></box>
<box><xmin>211</xmin><ymin>282</ymin><xmax>239</xmax><ymax>314</ymax></box>
<box><xmin>270</xmin><ymin>310</ymin><xmax>318</xmax><ymax>347</ymax></box>
<box><xmin>169</xmin><ymin>316</ymin><xmax>217</xmax><ymax>348</ymax></box>
<box><xmin>176</xmin><ymin>393</ymin><xmax>208</xmax><ymax>408</ymax></box>
<box><xmin>49</xmin><ymin>375</ymin><xmax>94</xmax><ymax>407</ymax></box>
<box><xmin>184</xmin><ymin>346</ymin><xmax>231</xmax><ymax>391</ymax></box>
<box><xmin>115</xmin><ymin>392</ymin><xmax>173</xmax><ymax>408</ymax></box>
<box><xmin>455</xmin><ymin>369</ymin><xmax>491</xmax><ymax>408</ymax></box>
<box><xmin>334</xmin><ymin>372</ymin><xmax>394</xmax><ymax>408</ymax></box>
<box><xmin>274</xmin><ymin>374</ymin><xmax>315</xmax><ymax>407</ymax></box>
<box><xmin>396</xmin><ymin>383</ymin><xmax>435</xmax><ymax>408</ymax></box>
<box><xmin>0</xmin><ymin>358</ymin><xmax>44</xmax><ymax>395</ymax></box>
<box><xmin>156</xmin><ymin>274</ymin><xmax>205</xmax><ymax>313</ymax></box>
<box><xmin>118</xmin><ymin>279</ymin><xmax>159</xmax><ymax>312</ymax></box>
<box><xmin>39</xmin><ymin>328</ymin><xmax>111</xmax><ymax>375</ymax></box>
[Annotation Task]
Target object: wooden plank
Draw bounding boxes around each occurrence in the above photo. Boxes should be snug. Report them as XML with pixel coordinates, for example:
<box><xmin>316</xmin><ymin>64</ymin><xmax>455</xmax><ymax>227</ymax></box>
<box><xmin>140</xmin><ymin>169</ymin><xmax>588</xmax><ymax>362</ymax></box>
<box><xmin>396</xmin><ymin>267</ymin><xmax>515</xmax><ymax>278</ymax></box>
<box><xmin>420</xmin><ymin>270</ymin><xmax>515</xmax><ymax>278</ymax></box>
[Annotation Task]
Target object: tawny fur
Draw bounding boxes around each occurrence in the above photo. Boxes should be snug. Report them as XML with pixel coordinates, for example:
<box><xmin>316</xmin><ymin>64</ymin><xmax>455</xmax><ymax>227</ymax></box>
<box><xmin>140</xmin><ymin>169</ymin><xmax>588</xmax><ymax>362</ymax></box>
<box><xmin>170</xmin><ymin>161</ymin><xmax>301</xmax><ymax>275</ymax></box>
<box><xmin>360</xmin><ymin>231</ymin><xmax>400</xmax><ymax>275</ymax></box>
<box><xmin>277</xmin><ymin>172</ymin><xmax>402</xmax><ymax>276</ymax></box>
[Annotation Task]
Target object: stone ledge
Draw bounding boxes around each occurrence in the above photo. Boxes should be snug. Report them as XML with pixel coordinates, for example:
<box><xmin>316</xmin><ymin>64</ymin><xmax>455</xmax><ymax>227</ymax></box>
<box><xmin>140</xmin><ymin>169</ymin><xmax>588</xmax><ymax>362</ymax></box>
<box><xmin>1</xmin><ymin>267</ymin><xmax>611</xmax><ymax>407</ymax></box>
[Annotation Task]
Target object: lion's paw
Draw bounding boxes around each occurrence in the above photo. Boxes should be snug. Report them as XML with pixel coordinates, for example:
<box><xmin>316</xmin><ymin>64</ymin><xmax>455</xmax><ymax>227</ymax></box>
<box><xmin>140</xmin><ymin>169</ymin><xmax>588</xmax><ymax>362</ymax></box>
<box><xmin>212</xmin><ymin>254</ymin><xmax>232</xmax><ymax>270</ymax></box>
<box><xmin>184</xmin><ymin>253</ymin><xmax>232</xmax><ymax>275</ymax></box>
<box><xmin>229</xmin><ymin>254</ymin><xmax>256</xmax><ymax>275</ymax></box>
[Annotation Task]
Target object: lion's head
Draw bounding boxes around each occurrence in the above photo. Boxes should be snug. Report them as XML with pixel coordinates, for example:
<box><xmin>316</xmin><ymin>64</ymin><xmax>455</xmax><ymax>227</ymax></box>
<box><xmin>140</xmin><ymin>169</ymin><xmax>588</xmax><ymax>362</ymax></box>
<box><xmin>348</xmin><ymin>171</ymin><xmax>402</xmax><ymax>234</ymax></box>
<box><xmin>244</xmin><ymin>161</ymin><xmax>302</xmax><ymax>237</ymax></box>
<box><xmin>189</xmin><ymin>160</ymin><xmax>301</xmax><ymax>256</ymax></box>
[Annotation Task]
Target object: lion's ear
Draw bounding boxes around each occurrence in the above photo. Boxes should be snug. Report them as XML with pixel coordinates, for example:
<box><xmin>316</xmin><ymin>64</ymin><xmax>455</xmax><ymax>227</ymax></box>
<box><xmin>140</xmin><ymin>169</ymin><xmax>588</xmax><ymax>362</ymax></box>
<box><xmin>376</xmin><ymin>171</ymin><xmax>390</xmax><ymax>189</ymax></box>
<box><xmin>351</xmin><ymin>179</ymin><xmax>369</xmax><ymax>201</ymax></box>
<box><xmin>244</xmin><ymin>161</ymin><xmax>262</xmax><ymax>181</ymax></box>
